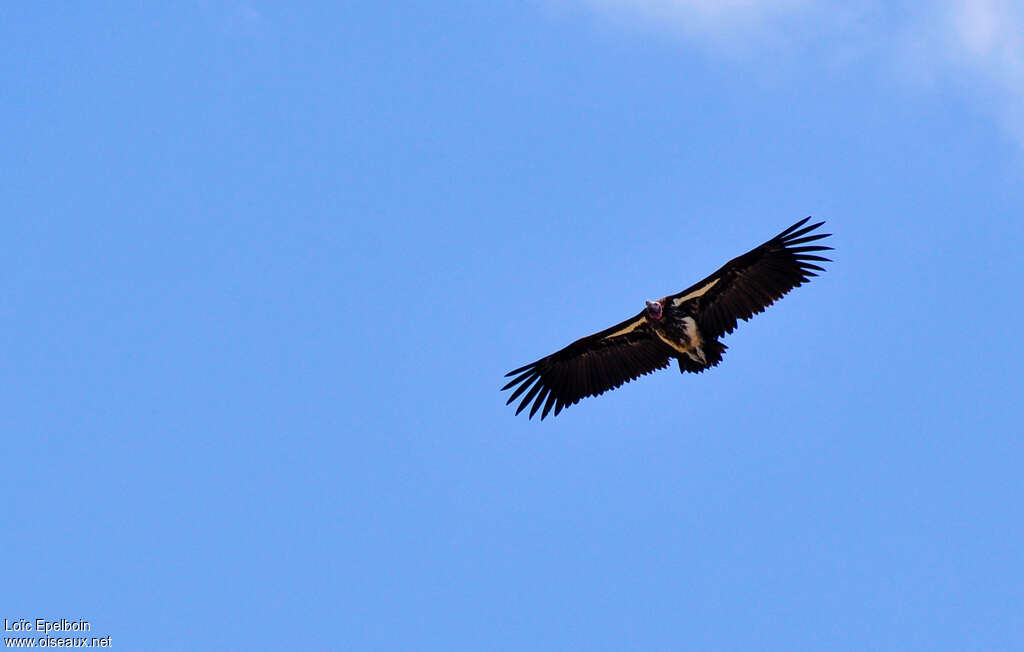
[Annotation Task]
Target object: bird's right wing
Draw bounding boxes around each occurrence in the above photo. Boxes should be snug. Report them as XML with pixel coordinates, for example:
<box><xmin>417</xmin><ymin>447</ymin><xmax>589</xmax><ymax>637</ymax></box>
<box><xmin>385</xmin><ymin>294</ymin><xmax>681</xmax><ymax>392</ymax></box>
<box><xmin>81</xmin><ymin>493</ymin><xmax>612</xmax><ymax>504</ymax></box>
<box><xmin>502</xmin><ymin>312</ymin><xmax>673</xmax><ymax>420</ymax></box>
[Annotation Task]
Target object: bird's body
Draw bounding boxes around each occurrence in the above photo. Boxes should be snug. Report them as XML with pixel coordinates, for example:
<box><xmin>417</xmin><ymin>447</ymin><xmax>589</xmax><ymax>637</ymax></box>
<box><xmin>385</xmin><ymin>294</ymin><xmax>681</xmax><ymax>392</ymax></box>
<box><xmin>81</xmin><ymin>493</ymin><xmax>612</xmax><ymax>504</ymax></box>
<box><xmin>502</xmin><ymin>217</ymin><xmax>832</xmax><ymax>419</ymax></box>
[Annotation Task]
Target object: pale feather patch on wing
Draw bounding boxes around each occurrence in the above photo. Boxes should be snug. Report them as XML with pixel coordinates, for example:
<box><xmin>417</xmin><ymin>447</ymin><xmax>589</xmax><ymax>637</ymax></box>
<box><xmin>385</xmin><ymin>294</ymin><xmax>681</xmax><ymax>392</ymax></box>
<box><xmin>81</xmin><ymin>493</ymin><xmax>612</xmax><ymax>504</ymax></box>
<box><xmin>654</xmin><ymin>316</ymin><xmax>705</xmax><ymax>358</ymax></box>
<box><xmin>655</xmin><ymin>331</ymin><xmax>695</xmax><ymax>356</ymax></box>
<box><xmin>671</xmin><ymin>278</ymin><xmax>720</xmax><ymax>307</ymax></box>
<box><xmin>600</xmin><ymin>316</ymin><xmax>647</xmax><ymax>340</ymax></box>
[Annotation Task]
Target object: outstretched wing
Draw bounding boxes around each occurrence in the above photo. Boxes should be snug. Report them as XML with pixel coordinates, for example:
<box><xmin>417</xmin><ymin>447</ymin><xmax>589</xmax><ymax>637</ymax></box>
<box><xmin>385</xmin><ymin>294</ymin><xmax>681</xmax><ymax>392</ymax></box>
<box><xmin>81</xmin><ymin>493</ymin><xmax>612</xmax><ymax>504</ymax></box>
<box><xmin>502</xmin><ymin>312</ymin><xmax>673</xmax><ymax>420</ymax></box>
<box><xmin>666</xmin><ymin>217</ymin><xmax>832</xmax><ymax>340</ymax></box>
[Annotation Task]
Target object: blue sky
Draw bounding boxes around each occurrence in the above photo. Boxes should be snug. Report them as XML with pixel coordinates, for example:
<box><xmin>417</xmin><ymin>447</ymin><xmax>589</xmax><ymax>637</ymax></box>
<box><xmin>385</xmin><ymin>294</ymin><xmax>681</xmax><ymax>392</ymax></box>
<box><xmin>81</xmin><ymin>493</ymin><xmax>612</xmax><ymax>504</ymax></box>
<box><xmin>3</xmin><ymin>2</ymin><xmax>1023</xmax><ymax>649</ymax></box>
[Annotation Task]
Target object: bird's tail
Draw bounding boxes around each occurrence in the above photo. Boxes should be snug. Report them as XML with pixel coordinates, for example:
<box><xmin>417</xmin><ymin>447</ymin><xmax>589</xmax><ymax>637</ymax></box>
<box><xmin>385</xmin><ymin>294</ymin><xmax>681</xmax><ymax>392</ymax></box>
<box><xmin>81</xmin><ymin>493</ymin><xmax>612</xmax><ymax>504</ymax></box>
<box><xmin>677</xmin><ymin>339</ymin><xmax>727</xmax><ymax>374</ymax></box>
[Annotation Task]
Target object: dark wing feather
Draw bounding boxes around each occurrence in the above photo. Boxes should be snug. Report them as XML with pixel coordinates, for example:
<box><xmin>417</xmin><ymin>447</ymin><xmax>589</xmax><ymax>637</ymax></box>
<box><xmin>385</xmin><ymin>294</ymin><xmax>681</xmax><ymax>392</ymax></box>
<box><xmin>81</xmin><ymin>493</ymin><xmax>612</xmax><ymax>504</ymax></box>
<box><xmin>666</xmin><ymin>217</ymin><xmax>832</xmax><ymax>340</ymax></box>
<box><xmin>502</xmin><ymin>312</ymin><xmax>673</xmax><ymax>420</ymax></box>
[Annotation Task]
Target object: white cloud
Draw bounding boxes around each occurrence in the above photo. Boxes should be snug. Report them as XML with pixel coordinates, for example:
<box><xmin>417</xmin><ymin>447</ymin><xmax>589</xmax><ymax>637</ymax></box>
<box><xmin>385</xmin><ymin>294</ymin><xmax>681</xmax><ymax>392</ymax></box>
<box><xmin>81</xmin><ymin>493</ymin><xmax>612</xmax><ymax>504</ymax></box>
<box><xmin>565</xmin><ymin>0</ymin><xmax>1024</xmax><ymax>146</ymax></box>
<box><xmin>955</xmin><ymin>0</ymin><xmax>1002</xmax><ymax>56</ymax></box>
<box><xmin>566</xmin><ymin>0</ymin><xmax>873</xmax><ymax>55</ymax></box>
<box><xmin>584</xmin><ymin>0</ymin><xmax>808</xmax><ymax>27</ymax></box>
<box><xmin>930</xmin><ymin>0</ymin><xmax>1024</xmax><ymax>143</ymax></box>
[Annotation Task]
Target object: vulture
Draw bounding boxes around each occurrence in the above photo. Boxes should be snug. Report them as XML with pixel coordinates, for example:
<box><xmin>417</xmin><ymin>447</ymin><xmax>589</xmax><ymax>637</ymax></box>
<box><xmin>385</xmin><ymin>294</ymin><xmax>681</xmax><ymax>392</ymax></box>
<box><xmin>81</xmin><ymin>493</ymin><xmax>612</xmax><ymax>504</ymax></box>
<box><xmin>502</xmin><ymin>217</ymin><xmax>832</xmax><ymax>419</ymax></box>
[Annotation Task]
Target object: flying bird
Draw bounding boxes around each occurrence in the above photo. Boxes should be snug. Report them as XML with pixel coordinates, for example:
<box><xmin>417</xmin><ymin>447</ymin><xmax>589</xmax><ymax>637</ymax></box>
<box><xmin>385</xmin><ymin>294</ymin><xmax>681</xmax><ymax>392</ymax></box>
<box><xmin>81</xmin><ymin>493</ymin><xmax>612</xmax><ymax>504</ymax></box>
<box><xmin>502</xmin><ymin>217</ymin><xmax>832</xmax><ymax>419</ymax></box>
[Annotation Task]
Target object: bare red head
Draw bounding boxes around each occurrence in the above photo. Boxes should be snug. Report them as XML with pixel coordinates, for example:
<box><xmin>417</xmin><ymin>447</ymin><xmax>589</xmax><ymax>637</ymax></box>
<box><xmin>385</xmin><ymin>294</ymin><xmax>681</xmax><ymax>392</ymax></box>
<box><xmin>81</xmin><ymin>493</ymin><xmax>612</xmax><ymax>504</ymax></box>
<box><xmin>645</xmin><ymin>299</ymin><xmax>663</xmax><ymax>320</ymax></box>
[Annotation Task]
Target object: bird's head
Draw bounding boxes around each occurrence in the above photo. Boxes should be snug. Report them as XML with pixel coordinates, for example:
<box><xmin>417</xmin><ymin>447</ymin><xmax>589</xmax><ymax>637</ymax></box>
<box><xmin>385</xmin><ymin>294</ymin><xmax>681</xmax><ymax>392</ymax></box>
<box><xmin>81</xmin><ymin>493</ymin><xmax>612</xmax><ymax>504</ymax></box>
<box><xmin>645</xmin><ymin>299</ymin><xmax>663</xmax><ymax>320</ymax></box>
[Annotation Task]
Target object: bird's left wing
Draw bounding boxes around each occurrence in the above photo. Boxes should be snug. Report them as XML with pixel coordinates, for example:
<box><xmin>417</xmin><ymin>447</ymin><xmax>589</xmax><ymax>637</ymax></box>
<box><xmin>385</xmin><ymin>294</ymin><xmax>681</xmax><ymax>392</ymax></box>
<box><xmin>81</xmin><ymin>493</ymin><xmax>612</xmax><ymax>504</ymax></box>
<box><xmin>664</xmin><ymin>217</ymin><xmax>832</xmax><ymax>340</ymax></box>
<box><xmin>502</xmin><ymin>312</ymin><xmax>673</xmax><ymax>420</ymax></box>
